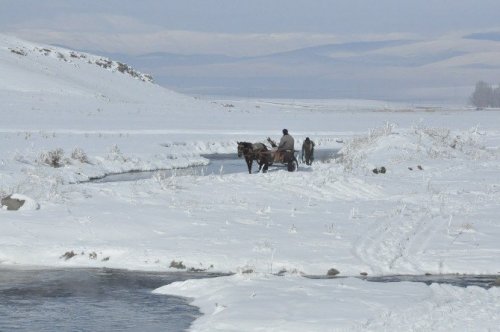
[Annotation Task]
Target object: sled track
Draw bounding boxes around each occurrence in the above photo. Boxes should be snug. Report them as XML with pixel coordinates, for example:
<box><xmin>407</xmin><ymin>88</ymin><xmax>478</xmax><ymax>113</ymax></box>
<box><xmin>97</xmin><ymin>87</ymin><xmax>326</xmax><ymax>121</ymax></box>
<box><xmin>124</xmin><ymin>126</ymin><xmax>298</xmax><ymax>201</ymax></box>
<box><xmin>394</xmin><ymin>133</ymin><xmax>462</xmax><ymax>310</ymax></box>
<box><xmin>360</xmin><ymin>283</ymin><xmax>500</xmax><ymax>331</ymax></box>
<box><xmin>354</xmin><ymin>204</ymin><xmax>449</xmax><ymax>274</ymax></box>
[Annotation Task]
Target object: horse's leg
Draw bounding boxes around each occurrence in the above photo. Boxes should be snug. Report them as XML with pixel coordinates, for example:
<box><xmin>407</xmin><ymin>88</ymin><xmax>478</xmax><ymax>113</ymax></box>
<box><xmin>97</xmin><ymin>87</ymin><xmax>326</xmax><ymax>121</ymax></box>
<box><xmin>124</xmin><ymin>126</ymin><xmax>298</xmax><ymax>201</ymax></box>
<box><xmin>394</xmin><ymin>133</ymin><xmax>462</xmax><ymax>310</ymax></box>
<box><xmin>257</xmin><ymin>157</ymin><xmax>264</xmax><ymax>172</ymax></box>
<box><xmin>258</xmin><ymin>153</ymin><xmax>268</xmax><ymax>173</ymax></box>
<box><xmin>245</xmin><ymin>156</ymin><xmax>252</xmax><ymax>174</ymax></box>
<box><xmin>261</xmin><ymin>155</ymin><xmax>269</xmax><ymax>173</ymax></box>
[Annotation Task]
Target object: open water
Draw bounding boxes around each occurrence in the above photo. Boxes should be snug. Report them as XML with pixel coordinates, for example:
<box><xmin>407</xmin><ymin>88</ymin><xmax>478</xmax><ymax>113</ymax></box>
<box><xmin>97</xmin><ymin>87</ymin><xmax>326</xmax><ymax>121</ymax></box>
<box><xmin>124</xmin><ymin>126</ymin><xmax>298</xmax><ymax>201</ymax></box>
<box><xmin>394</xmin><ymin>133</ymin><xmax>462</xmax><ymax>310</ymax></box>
<box><xmin>0</xmin><ymin>268</ymin><xmax>223</xmax><ymax>332</ymax></box>
<box><xmin>1</xmin><ymin>267</ymin><xmax>497</xmax><ymax>331</ymax></box>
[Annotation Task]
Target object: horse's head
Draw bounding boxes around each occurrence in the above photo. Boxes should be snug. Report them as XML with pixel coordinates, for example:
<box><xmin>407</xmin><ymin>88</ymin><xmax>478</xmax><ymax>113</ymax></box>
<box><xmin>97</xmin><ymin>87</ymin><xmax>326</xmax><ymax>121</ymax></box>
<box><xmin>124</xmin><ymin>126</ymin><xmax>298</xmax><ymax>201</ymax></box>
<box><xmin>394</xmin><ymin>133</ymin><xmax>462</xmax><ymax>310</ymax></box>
<box><xmin>237</xmin><ymin>142</ymin><xmax>252</xmax><ymax>158</ymax></box>
<box><xmin>237</xmin><ymin>142</ymin><xmax>245</xmax><ymax>158</ymax></box>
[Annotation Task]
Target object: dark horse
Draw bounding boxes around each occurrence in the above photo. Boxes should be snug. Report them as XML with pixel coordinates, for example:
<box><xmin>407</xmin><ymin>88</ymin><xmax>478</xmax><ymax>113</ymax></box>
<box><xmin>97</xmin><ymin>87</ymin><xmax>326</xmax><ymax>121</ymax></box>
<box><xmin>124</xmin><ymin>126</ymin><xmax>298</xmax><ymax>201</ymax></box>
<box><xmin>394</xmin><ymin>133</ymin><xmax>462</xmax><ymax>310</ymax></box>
<box><xmin>237</xmin><ymin>142</ymin><xmax>272</xmax><ymax>173</ymax></box>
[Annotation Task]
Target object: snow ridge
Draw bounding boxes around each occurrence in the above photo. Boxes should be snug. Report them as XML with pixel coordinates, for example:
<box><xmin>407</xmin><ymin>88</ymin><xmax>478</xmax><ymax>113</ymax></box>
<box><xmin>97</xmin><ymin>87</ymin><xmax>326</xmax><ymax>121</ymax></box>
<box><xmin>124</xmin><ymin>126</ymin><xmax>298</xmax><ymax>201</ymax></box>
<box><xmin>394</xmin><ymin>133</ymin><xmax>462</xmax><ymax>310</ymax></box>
<box><xmin>2</xmin><ymin>34</ymin><xmax>153</xmax><ymax>83</ymax></box>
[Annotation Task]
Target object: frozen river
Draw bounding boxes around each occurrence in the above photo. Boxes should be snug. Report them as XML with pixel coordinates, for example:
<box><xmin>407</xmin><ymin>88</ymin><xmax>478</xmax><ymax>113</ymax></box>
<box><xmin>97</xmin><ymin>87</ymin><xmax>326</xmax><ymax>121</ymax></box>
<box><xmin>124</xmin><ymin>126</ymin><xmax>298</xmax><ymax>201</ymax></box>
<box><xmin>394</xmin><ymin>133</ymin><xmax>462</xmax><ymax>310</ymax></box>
<box><xmin>88</xmin><ymin>149</ymin><xmax>339</xmax><ymax>183</ymax></box>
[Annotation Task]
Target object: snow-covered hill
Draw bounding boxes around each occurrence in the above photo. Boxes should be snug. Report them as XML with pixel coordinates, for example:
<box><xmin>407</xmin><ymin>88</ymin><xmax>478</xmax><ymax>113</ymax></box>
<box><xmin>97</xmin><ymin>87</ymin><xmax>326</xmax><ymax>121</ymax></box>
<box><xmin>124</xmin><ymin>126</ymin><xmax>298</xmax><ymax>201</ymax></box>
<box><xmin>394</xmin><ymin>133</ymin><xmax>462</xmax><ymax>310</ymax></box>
<box><xmin>0</xmin><ymin>34</ymin><xmax>232</xmax><ymax>132</ymax></box>
<box><xmin>1</xmin><ymin>33</ymin><xmax>158</xmax><ymax>88</ymax></box>
<box><xmin>1</xmin><ymin>34</ymin><xmax>159</xmax><ymax>99</ymax></box>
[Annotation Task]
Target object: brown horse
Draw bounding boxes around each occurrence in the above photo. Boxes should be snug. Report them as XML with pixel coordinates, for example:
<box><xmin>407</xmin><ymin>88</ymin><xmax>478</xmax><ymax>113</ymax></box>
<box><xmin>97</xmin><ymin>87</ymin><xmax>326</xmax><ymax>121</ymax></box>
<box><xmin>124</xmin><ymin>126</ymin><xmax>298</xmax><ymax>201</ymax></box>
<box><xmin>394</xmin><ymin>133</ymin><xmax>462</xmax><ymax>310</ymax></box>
<box><xmin>237</xmin><ymin>142</ymin><xmax>272</xmax><ymax>173</ymax></box>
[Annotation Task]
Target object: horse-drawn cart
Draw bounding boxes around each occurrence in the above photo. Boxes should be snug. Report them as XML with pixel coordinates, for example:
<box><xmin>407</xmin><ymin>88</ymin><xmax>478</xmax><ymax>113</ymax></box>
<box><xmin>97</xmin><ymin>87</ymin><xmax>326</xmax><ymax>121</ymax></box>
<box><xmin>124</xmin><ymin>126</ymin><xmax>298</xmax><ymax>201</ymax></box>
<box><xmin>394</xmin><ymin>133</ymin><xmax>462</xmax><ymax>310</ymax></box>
<box><xmin>237</xmin><ymin>141</ymin><xmax>299</xmax><ymax>173</ymax></box>
<box><xmin>261</xmin><ymin>149</ymin><xmax>299</xmax><ymax>172</ymax></box>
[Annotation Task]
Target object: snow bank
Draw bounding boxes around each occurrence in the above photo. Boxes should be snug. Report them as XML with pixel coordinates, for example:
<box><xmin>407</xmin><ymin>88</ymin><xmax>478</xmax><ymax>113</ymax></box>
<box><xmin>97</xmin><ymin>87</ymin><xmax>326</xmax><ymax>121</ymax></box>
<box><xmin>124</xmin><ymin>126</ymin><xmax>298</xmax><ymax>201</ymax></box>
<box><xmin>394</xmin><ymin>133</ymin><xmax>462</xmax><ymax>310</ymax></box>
<box><xmin>337</xmin><ymin>123</ymin><xmax>491</xmax><ymax>173</ymax></box>
<box><xmin>155</xmin><ymin>274</ymin><xmax>500</xmax><ymax>331</ymax></box>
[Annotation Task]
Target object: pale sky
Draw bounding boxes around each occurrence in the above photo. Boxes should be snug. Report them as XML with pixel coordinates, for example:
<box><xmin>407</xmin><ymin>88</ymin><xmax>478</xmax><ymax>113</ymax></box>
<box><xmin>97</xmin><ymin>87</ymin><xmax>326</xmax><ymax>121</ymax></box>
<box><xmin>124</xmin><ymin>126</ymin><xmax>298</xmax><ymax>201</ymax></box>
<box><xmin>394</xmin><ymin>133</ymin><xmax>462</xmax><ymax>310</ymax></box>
<box><xmin>2</xmin><ymin>1</ymin><xmax>500</xmax><ymax>101</ymax></box>
<box><xmin>2</xmin><ymin>0</ymin><xmax>500</xmax><ymax>54</ymax></box>
<box><xmin>2</xmin><ymin>0</ymin><xmax>500</xmax><ymax>34</ymax></box>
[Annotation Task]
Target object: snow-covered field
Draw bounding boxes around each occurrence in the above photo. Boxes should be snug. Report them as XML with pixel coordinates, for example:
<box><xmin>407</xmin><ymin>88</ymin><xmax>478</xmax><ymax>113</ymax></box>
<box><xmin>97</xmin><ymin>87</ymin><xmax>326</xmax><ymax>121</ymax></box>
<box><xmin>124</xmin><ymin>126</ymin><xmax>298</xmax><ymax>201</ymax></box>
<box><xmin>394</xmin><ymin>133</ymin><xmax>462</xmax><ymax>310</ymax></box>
<box><xmin>1</xmin><ymin>34</ymin><xmax>499</xmax><ymax>331</ymax></box>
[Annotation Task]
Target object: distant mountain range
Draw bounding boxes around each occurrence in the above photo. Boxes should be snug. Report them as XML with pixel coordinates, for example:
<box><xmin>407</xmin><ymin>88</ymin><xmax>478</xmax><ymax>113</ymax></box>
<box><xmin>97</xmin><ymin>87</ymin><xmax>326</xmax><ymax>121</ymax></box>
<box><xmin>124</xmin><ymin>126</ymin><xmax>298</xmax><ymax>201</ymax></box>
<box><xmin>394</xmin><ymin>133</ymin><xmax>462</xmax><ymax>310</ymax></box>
<box><xmin>65</xmin><ymin>32</ymin><xmax>500</xmax><ymax>104</ymax></box>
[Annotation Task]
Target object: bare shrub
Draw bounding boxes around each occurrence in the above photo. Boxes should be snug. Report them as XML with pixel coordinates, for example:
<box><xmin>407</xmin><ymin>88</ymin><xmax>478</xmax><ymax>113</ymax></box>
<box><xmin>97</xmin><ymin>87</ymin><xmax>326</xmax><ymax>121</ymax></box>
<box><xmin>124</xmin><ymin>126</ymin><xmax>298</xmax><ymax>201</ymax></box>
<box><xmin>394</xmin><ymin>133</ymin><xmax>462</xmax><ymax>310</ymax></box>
<box><xmin>10</xmin><ymin>48</ymin><xmax>27</xmax><ymax>56</ymax></box>
<box><xmin>95</xmin><ymin>58</ymin><xmax>112</xmax><ymax>69</ymax></box>
<box><xmin>60</xmin><ymin>251</ymin><xmax>77</xmax><ymax>260</ymax></box>
<box><xmin>327</xmin><ymin>268</ymin><xmax>340</xmax><ymax>276</ymax></box>
<box><xmin>170</xmin><ymin>260</ymin><xmax>186</xmax><ymax>269</ymax></box>
<box><xmin>241</xmin><ymin>268</ymin><xmax>254</xmax><ymax>274</ymax></box>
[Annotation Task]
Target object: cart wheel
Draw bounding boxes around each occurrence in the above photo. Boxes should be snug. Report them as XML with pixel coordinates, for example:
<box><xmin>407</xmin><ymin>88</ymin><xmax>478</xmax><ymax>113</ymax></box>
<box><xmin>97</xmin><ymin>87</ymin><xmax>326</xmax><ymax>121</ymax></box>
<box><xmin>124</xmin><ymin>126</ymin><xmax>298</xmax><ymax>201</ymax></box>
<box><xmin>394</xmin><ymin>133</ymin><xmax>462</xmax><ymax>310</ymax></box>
<box><xmin>287</xmin><ymin>158</ymin><xmax>299</xmax><ymax>172</ymax></box>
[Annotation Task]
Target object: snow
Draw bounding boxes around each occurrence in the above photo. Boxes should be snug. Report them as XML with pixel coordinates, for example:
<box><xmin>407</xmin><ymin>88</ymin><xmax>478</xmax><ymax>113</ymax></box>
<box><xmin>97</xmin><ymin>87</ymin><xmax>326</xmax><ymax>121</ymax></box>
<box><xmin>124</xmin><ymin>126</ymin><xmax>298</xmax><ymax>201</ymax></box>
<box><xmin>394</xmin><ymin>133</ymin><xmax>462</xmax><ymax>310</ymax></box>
<box><xmin>1</xmin><ymin>34</ymin><xmax>499</xmax><ymax>330</ymax></box>
<box><xmin>154</xmin><ymin>274</ymin><xmax>500</xmax><ymax>331</ymax></box>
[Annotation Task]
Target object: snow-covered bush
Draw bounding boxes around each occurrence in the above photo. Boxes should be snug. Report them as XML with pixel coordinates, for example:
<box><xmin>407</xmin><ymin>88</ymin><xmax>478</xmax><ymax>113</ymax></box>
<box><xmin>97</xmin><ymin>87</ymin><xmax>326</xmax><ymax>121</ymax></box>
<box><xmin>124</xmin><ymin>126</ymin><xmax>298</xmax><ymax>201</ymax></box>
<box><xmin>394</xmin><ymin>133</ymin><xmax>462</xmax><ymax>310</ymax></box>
<box><xmin>71</xmin><ymin>147</ymin><xmax>90</xmax><ymax>164</ymax></box>
<box><xmin>153</xmin><ymin>171</ymin><xmax>178</xmax><ymax>190</ymax></box>
<box><xmin>38</xmin><ymin>148</ymin><xmax>65</xmax><ymax>167</ymax></box>
<box><xmin>106</xmin><ymin>144</ymin><xmax>127</xmax><ymax>162</ymax></box>
<box><xmin>10</xmin><ymin>169</ymin><xmax>65</xmax><ymax>202</ymax></box>
<box><xmin>337</xmin><ymin>122</ymin><xmax>396</xmax><ymax>172</ymax></box>
<box><xmin>415</xmin><ymin>126</ymin><xmax>486</xmax><ymax>160</ymax></box>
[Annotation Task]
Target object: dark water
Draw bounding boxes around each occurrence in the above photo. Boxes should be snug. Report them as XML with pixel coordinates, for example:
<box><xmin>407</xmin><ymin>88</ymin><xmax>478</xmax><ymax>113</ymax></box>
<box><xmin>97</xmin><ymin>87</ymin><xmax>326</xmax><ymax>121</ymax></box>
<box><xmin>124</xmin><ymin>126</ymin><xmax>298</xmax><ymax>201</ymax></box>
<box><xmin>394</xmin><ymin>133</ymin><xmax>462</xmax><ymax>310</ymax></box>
<box><xmin>88</xmin><ymin>149</ymin><xmax>339</xmax><ymax>183</ymax></box>
<box><xmin>1</xmin><ymin>268</ymin><xmax>497</xmax><ymax>331</ymax></box>
<box><xmin>0</xmin><ymin>268</ymin><xmax>223</xmax><ymax>332</ymax></box>
<box><xmin>363</xmin><ymin>274</ymin><xmax>499</xmax><ymax>289</ymax></box>
<box><xmin>306</xmin><ymin>274</ymin><xmax>499</xmax><ymax>289</ymax></box>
